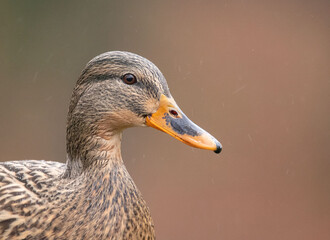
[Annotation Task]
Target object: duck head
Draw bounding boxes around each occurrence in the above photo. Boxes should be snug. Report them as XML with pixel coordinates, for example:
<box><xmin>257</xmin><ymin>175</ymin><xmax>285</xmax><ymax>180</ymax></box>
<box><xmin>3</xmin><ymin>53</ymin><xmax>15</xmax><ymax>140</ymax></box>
<box><xmin>66</xmin><ymin>51</ymin><xmax>221</xmax><ymax>172</ymax></box>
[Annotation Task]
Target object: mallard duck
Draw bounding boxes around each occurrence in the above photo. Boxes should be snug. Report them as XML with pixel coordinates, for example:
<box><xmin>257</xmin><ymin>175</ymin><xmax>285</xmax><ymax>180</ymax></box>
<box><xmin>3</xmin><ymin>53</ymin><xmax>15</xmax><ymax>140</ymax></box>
<box><xmin>0</xmin><ymin>51</ymin><xmax>221</xmax><ymax>240</ymax></box>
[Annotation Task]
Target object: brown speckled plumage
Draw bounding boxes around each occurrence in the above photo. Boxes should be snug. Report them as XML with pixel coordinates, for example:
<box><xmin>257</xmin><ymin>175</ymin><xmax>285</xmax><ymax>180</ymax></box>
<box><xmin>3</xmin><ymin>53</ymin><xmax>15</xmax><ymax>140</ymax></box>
<box><xmin>0</xmin><ymin>51</ymin><xmax>166</xmax><ymax>239</ymax></box>
<box><xmin>0</xmin><ymin>51</ymin><xmax>221</xmax><ymax>240</ymax></box>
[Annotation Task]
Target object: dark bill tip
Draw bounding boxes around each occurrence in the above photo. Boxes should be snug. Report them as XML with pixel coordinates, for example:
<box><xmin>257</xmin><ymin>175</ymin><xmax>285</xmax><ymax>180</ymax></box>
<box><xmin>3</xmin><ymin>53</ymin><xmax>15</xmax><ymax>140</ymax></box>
<box><xmin>214</xmin><ymin>141</ymin><xmax>222</xmax><ymax>154</ymax></box>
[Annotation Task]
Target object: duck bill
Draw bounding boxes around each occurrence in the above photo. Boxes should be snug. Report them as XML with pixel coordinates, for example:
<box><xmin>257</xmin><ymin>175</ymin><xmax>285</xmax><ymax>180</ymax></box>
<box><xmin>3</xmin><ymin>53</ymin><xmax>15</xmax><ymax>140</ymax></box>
<box><xmin>146</xmin><ymin>94</ymin><xmax>222</xmax><ymax>154</ymax></box>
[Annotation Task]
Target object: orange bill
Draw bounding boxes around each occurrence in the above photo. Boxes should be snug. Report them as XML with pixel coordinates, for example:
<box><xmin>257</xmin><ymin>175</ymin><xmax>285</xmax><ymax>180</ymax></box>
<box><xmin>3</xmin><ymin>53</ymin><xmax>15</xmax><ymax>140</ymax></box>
<box><xmin>146</xmin><ymin>94</ymin><xmax>222</xmax><ymax>154</ymax></box>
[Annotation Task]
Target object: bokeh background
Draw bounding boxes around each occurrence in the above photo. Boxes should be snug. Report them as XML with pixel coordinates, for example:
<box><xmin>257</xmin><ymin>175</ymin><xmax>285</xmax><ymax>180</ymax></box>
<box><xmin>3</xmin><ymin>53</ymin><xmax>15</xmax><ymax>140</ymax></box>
<box><xmin>1</xmin><ymin>1</ymin><xmax>329</xmax><ymax>239</ymax></box>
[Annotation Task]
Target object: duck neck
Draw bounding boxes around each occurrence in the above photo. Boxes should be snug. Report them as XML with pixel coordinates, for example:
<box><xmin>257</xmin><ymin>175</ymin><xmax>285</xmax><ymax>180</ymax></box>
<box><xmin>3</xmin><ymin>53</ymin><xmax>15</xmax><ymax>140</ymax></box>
<box><xmin>64</xmin><ymin>120</ymin><xmax>124</xmax><ymax>178</ymax></box>
<box><xmin>59</xmin><ymin>142</ymin><xmax>155</xmax><ymax>239</ymax></box>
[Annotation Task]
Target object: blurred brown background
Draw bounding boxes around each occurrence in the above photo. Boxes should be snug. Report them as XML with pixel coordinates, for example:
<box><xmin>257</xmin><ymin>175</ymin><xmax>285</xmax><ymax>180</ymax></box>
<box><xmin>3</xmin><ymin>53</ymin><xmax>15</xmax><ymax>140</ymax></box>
<box><xmin>0</xmin><ymin>1</ymin><xmax>329</xmax><ymax>239</ymax></box>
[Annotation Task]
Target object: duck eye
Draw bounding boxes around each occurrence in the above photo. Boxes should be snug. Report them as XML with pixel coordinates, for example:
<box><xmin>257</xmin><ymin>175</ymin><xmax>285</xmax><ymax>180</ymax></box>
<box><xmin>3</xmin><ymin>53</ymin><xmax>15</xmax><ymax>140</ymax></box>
<box><xmin>122</xmin><ymin>73</ymin><xmax>137</xmax><ymax>85</ymax></box>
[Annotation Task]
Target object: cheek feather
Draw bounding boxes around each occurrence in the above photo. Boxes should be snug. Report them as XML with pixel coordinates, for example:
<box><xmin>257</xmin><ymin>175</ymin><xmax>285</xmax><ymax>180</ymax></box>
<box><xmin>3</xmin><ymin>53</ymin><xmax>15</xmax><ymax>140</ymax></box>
<box><xmin>144</xmin><ymin>98</ymin><xmax>159</xmax><ymax>115</ymax></box>
<box><xmin>97</xmin><ymin>109</ymin><xmax>145</xmax><ymax>137</ymax></box>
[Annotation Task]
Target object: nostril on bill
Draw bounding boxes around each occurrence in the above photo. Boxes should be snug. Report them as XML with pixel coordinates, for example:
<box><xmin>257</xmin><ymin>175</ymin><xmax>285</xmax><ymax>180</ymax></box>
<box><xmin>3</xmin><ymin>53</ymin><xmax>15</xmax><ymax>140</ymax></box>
<box><xmin>169</xmin><ymin>109</ymin><xmax>179</xmax><ymax>118</ymax></box>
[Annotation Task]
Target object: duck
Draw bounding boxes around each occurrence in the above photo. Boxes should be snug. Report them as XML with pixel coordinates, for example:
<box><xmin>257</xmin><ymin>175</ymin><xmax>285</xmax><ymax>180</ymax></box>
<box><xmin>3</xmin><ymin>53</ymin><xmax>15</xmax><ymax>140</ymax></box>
<box><xmin>0</xmin><ymin>51</ymin><xmax>222</xmax><ymax>240</ymax></box>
